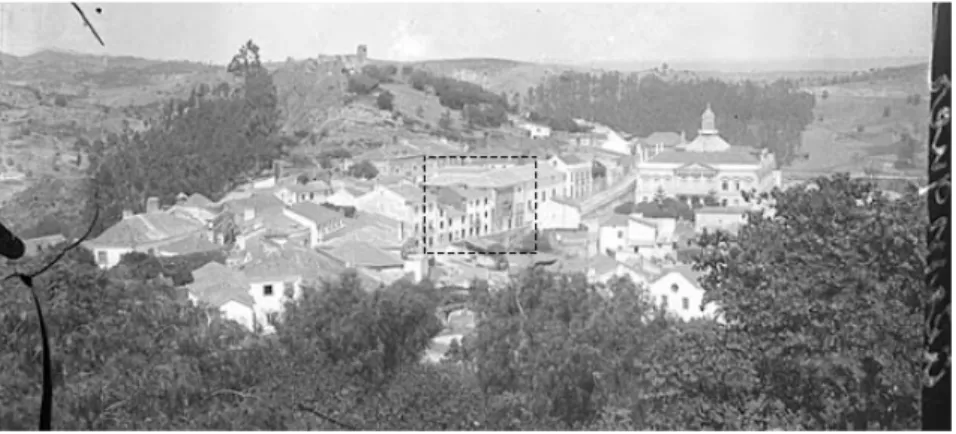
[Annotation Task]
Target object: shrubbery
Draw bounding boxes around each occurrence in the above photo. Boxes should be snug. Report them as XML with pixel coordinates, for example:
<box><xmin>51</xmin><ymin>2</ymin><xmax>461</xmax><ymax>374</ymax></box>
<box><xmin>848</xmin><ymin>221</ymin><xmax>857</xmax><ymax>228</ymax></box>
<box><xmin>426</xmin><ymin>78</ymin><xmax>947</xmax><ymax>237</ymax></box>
<box><xmin>347</xmin><ymin>73</ymin><xmax>380</xmax><ymax>95</ymax></box>
<box><xmin>376</xmin><ymin>90</ymin><xmax>394</xmax><ymax>111</ymax></box>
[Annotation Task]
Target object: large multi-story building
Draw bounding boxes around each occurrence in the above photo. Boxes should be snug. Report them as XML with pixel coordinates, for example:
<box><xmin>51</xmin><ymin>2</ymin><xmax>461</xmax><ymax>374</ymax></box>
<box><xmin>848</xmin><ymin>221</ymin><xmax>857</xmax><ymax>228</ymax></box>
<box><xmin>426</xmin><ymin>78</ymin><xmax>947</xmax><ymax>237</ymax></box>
<box><xmin>634</xmin><ymin>105</ymin><xmax>783</xmax><ymax>208</ymax></box>
<box><xmin>548</xmin><ymin>154</ymin><xmax>594</xmax><ymax>200</ymax></box>
<box><xmin>419</xmin><ymin>162</ymin><xmax>563</xmax><ymax>249</ymax></box>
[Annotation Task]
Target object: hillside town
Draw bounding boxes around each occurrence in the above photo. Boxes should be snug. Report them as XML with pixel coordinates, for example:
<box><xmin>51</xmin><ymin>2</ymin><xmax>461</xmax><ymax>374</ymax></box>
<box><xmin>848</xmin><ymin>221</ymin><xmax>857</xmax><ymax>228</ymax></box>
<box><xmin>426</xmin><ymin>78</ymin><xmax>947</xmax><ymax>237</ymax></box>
<box><xmin>71</xmin><ymin>104</ymin><xmax>778</xmax><ymax>342</ymax></box>
<box><xmin>0</xmin><ymin>3</ymin><xmax>937</xmax><ymax>431</ymax></box>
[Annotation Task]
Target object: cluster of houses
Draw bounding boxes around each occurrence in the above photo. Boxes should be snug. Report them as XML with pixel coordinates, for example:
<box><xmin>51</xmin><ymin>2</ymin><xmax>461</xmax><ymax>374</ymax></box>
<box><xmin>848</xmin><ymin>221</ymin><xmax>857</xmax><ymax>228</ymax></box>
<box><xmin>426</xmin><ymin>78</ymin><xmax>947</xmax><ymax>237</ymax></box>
<box><xmin>68</xmin><ymin>104</ymin><xmax>782</xmax><ymax>338</ymax></box>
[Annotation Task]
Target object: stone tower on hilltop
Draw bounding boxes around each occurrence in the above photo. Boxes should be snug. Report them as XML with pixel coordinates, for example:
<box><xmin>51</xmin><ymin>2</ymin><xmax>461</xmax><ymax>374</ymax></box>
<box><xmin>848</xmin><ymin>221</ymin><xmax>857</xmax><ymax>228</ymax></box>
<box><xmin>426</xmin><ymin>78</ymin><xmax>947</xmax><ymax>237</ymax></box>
<box><xmin>356</xmin><ymin>45</ymin><xmax>368</xmax><ymax>65</ymax></box>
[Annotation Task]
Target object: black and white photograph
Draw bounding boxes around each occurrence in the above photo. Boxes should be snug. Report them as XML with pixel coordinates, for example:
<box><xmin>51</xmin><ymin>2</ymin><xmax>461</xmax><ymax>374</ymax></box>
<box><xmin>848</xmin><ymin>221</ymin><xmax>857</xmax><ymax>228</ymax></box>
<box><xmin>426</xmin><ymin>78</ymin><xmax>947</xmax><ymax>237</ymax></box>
<box><xmin>0</xmin><ymin>2</ymin><xmax>948</xmax><ymax>430</ymax></box>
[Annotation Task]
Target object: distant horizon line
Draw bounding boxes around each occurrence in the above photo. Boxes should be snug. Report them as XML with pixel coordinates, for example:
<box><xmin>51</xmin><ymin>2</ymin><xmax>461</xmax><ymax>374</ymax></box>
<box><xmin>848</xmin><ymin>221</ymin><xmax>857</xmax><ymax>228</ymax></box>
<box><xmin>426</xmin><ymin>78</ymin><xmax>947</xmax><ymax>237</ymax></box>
<box><xmin>1</xmin><ymin>46</ymin><xmax>929</xmax><ymax>72</ymax></box>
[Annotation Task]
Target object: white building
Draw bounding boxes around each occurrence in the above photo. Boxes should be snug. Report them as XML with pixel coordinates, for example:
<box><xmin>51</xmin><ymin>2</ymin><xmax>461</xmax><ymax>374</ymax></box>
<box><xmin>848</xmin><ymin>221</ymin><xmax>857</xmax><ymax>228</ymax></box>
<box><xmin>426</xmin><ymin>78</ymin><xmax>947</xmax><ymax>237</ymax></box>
<box><xmin>646</xmin><ymin>265</ymin><xmax>720</xmax><ymax>322</ymax></box>
<box><xmin>597</xmin><ymin>213</ymin><xmax>678</xmax><ymax>260</ymax></box>
<box><xmin>695</xmin><ymin>206</ymin><xmax>749</xmax><ymax>234</ymax></box>
<box><xmin>635</xmin><ymin>104</ymin><xmax>782</xmax><ymax>208</ymax></box>
<box><xmin>538</xmin><ymin>198</ymin><xmax>582</xmax><ymax>230</ymax></box>
<box><xmin>518</xmin><ymin>122</ymin><xmax>552</xmax><ymax>139</ymax></box>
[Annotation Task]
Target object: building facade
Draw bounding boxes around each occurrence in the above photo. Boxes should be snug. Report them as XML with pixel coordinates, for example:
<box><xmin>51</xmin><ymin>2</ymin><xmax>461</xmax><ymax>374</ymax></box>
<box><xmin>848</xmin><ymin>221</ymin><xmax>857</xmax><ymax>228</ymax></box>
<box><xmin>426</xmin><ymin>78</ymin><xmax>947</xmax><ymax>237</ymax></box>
<box><xmin>634</xmin><ymin>105</ymin><xmax>782</xmax><ymax>208</ymax></box>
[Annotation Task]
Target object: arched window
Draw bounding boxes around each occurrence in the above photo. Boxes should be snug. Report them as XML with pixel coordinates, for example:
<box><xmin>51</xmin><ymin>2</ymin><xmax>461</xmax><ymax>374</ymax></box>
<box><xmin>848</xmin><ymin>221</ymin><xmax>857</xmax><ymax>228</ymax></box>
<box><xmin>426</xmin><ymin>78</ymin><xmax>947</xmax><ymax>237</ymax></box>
<box><xmin>671</xmin><ymin>283</ymin><xmax>679</xmax><ymax>293</ymax></box>
<box><xmin>721</xmin><ymin>180</ymin><xmax>729</xmax><ymax>191</ymax></box>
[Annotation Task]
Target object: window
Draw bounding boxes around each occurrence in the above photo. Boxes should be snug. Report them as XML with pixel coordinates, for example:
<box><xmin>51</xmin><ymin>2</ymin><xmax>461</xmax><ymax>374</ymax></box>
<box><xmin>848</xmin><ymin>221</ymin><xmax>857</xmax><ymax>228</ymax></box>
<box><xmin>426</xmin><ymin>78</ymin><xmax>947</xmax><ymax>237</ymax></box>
<box><xmin>263</xmin><ymin>285</ymin><xmax>274</xmax><ymax>296</ymax></box>
<box><xmin>735</xmin><ymin>181</ymin><xmax>741</xmax><ymax>191</ymax></box>
<box><xmin>671</xmin><ymin>283</ymin><xmax>679</xmax><ymax>293</ymax></box>
<box><xmin>461</xmin><ymin>216</ymin><xmax>465</xmax><ymax>224</ymax></box>
<box><xmin>721</xmin><ymin>199</ymin><xmax>728</xmax><ymax>207</ymax></box>
<box><xmin>721</xmin><ymin>181</ymin><xmax>729</xmax><ymax>191</ymax></box>
<box><xmin>484</xmin><ymin>198</ymin><xmax>488</xmax><ymax>205</ymax></box>
<box><xmin>266</xmin><ymin>312</ymin><xmax>279</xmax><ymax>327</ymax></box>
<box><xmin>682</xmin><ymin>297</ymin><xmax>690</xmax><ymax>310</ymax></box>
<box><xmin>617</xmin><ymin>230</ymin><xmax>624</xmax><ymax>239</ymax></box>
<box><xmin>661</xmin><ymin>295</ymin><xmax>669</xmax><ymax>308</ymax></box>
<box><xmin>542</xmin><ymin>191</ymin><xmax>547</xmax><ymax>202</ymax></box>
<box><xmin>96</xmin><ymin>251</ymin><xmax>108</xmax><ymax>265</ymax></box>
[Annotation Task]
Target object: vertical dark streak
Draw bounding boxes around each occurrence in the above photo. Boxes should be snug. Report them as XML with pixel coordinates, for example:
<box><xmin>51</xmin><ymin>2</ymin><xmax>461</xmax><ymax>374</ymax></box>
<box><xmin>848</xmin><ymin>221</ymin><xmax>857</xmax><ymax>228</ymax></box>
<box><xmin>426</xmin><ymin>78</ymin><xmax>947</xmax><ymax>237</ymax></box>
<box><xmin>923</xmin><ymin>2</ymin><xmax>951</xmax><ymax>431</ymax></box>
<box><xmin>31</xmin><ymin>288</ymin><xmax>52</xmax><ymax>431</ymax></box>
<box><xmin>422</xmin><ymin>155</ymin><xmax>427</xmax><ymax>256</ymax></box>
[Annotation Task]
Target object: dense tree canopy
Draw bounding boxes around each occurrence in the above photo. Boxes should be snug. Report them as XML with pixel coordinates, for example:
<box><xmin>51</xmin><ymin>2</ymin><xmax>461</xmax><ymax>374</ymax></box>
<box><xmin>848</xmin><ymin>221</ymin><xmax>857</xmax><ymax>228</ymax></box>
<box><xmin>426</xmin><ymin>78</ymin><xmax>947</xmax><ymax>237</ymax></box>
<box><xmin>0</xmin><ymin>174</ymin><xmax>926</xmax><ymax>430</ymax></box>
<box><xmin>530</xmin><ymin>73</ymin><xmax>816</xmax><ymax>165</ymax></box>
<box><xmin>83</xmin><ymin>41</ymin><xmax>288</xmax><ymax>236</ymax></box>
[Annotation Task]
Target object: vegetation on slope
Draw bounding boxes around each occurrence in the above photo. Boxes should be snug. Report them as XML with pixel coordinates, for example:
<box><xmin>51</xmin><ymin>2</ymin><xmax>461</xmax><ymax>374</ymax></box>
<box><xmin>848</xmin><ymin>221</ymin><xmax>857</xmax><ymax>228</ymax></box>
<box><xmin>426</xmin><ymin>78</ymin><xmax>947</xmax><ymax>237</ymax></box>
<box><xmin>81</xmin><ymin>40</ymin><xmax>289</xmax><ymax>236</ymax></box>
<box><xmin>528</xmin><ymin>72</ymin><xmax>817</xmax><ymax>166</ymax></box>
<box><xmin>0</xmin><ymin>174</ymin><xmax>923</xmax><ymax>430</ymax></box>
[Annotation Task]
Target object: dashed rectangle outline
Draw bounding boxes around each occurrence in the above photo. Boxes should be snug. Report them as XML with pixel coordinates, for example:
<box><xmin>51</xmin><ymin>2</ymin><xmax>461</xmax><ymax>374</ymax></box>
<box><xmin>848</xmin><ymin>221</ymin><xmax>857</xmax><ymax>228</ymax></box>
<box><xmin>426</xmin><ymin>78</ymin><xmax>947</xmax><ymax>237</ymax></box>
<box><xmin>421</xmin><ymin>155</ymin><xmax>539</xmax><ymax>255</ymax></box>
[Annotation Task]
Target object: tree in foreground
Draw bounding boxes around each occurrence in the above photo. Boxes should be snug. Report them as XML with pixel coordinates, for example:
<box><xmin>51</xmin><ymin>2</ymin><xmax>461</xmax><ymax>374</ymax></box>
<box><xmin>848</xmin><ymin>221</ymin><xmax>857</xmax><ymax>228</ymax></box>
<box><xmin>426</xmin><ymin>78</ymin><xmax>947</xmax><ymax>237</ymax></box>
<box><xmin>694</xmin><ymin>173</ymin><xmax>924</xmax><ymax>429</ymax></box>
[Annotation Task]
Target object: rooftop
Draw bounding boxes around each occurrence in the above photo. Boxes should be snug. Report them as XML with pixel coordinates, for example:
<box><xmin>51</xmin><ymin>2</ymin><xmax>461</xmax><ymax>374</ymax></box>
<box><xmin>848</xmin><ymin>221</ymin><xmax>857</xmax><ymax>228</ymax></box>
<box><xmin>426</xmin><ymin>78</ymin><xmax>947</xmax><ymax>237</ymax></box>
<box><xmin>189</xmin><ymin>262</ymin><xmax>253</xmax><ymax>307</ymax></box>
<box><xmin>155</xmin><ymin>235</ymin><xmax>222</xmax><ymax>256</ymax></box>
<box><xmin>182</xmin><ymin>193</ymin><xmax>214</xmax><ymax>208</ymax></box>
<box><xmin>641</xmin><ymin>132</ymin><xmax>684</xmax><ymax>147</ymax></box>
<box><xmin>88</xmin><ymin>212</ymin><xmax>203</xmax><ymax>248</ymax></box>
<box><xmin>287</xmin><ymin>202</ymin><xmax>344</xmax><ymax>226</ymax></box>
<box><xmin>241</xmin><ymin>246</ymin><xmax>347</xmax><ymax>282</ymax></box>
<box><xmin>322</xmin><ymin>240</ymin><xmax>404</xmax><ymax>268</ymax></box>
<box><xmin>647</xmin><ymin>147</ymin><xmax>761</xmax><ymax>165</ymax></box>
<box><xmin>222</xmin><ymin>193</ymin><xmax>286</xmax><ymax>214</ymax></box>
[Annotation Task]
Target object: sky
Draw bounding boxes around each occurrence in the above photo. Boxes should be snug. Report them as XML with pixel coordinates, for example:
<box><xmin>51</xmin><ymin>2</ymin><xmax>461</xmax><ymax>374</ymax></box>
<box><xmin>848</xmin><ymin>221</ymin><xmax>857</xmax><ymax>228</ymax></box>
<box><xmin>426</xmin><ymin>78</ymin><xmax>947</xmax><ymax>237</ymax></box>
<box><xmin>0</xmin><ymin>2</ymin><xmax>932</xmax><ymax>66</ymax></box>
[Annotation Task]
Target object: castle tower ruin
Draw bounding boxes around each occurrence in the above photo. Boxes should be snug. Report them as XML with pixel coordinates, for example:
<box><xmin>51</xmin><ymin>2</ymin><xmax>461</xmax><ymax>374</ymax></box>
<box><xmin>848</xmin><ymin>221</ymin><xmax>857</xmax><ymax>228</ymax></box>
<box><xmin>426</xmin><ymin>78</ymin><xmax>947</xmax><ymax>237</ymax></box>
<box><xmin>356</xmin><ymin>44</ymin><xmax>368</xmax><ymax>65</ymax></box>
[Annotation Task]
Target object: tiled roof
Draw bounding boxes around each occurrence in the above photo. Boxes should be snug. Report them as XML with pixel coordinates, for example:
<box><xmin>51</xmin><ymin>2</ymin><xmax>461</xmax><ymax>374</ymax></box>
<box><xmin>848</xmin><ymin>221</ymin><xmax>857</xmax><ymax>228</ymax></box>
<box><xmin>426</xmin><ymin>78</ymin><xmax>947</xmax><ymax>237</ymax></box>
<box><xmin>557</xmin><ymin>154</ymin><xmax>587</xmax><ymax>165</ymax></box>
<box><xmin>323</xmin><ymin>213</ymin><xmax>404</xmax><ymax>249</ymax></box>
<box><xmin>190</xmin><ymin>280</ymin><xmax>255</xmax><ymax>308</ymax></box>
<box><xmin>89</xmin><ymin>212</ymin><xmax>203</xmax><ymax>247</ymax></box>
<box><xmin>601</xmin><ymin>213</ymin><xmax>630</xmax><ymax>227</ymax></box>
<box><xmin>189</xmin><ymin>262</ymin><xmax>253</xmax><ymax>307</ymax></box>
<box><xmin>654</xmin><ymin>264</ymin><xmax>704</xmax><ymax>287</ymax></box>
<box><xmin>649</xmin><ymin>147</ymin><xmax>760</xmax><ymax>165</ymax></box>
<box><xmin>427</xmin><ymin>163</ymin><xmax>562</xmax><ymax>189</ymax></box>
<box><xmin>641</xmin><ymin>132</ymin><xmax>683</xmax><ymax>147</ymax></box>
<box><xmin>629</xmin><ymin>215</ymin><xmax>658</xmax><ymax>228</ymax></box>
<box><xmin>323</xmin><ymin>241</ymin><xmax>403</xmax><ymax>268</ymax></box>
<box><xmin>223</xmin><ymin>193</ymin><xmax>286</xmax><ymax>214</ymax></box>
<box><xmin>183</xmin><ymin>193</ymin><xmax>214</xmax><ymax>208</ymax></box>
<box><xmin>287</xmin><ymin>202</ymin><xmax>344</xmax><ymax>226</ymax></box>
<box><xmin>388</xmin><ymin>184</ymin><xmax>435</xmax><ymax>205</ymax></box>
<box><xmin>156</xmin><ymin>235</ymin><xmax>222</xmax><ymax>256</ymax></box>
<box><xmin>241</xmin><ymin>247</ymin><xmax>347</xmax><ymax>282</ymax></box>
<box><xmin>262</xmin><ymin>213</ymin><xmax>311</xmax><ymax>236</ymax></box>
<box><xmin>167</xmin><ymin>205</ymin><xmax>218</xmax><ymax>224</ymax></box>
<box><xmin>287</xmin><ymin>181</ymin><xmax>334</xmax><ymax>194</ymax></box>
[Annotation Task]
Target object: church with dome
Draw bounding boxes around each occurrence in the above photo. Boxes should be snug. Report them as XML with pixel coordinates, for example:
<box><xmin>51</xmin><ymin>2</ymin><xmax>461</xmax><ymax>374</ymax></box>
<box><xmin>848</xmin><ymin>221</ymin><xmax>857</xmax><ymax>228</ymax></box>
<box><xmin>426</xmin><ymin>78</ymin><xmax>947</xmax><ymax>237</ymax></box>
<box><xmin>634</xmin><ymin>104</ymin><xmax>783</xmax><ymax>208</ymax></box>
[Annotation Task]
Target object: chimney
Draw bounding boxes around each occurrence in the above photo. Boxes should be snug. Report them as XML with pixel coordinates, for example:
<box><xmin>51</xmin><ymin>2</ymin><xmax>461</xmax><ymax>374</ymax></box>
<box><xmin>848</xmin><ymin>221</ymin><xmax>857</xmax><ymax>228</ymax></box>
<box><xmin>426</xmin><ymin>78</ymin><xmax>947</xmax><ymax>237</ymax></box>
<box><xmin>273</xmin><ymin>160</ymin><xmax>282</xmax><ymax>183</ymax></box>
<box><xmin>680</xmin><ymin>130</ymin><xmax>687</xmax><ymax>143</ymax></box>
<box><xmin>175</xmin><ymin>192</ymin><xmax>188</xmax><ymax>205</ymax></box>
<box><xmin>146</xmin><ymin>196</ymin><xmax>160</xmax><ymax>214</ymax></box>
<box><xmin>122</xmin><ymin>209</ymin><xmax>133</xmax><ymax>220</ymax></box>
<box><xmin>244</xmin><ymin>207</ymin><xmax>255</xmax><ymax>221</ymax></box>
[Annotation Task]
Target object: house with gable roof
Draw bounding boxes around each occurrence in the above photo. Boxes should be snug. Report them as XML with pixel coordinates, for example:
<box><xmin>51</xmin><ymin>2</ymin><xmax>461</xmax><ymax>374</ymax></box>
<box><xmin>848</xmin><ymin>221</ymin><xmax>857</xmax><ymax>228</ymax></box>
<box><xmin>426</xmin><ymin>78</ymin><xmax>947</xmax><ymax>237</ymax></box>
<box><xmin>538</xmin><ymin>197</ymin><xmax>583</xmax><ymax>230</ymax></box>
<box><xmin>85</xmin><ymin>208</ymin><xmax>216</xmax><ymax>269</ymax></box>
<box><xmin>597</xmin><ymin>212</ymin><xmax>678</xmax><ymax>260</ymax></box>
<box><xmin>549</xmin><ymin>153</ymin><xmax>594</xmax><ymax>200</ymax></box>
<box><xmin>187</xmin><ymin>262</ymin><xmax>257</xmax><ymax>331</ymax></box>
<box><xmin>646</xmin><ymin>264</ymin><xmax>720</xmax><ymax>322</ymax></box>
<box><xmin>283</xmin><ymin>202</ymin><xmax>346</xmax><ymax>247</ymax></box>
